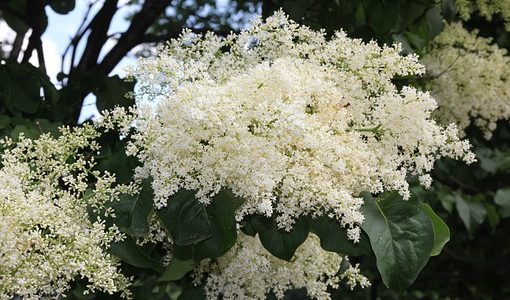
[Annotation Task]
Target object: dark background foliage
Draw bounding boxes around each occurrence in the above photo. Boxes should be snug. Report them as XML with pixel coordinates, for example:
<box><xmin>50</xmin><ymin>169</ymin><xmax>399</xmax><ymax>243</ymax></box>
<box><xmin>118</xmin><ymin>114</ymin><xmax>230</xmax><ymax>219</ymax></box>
<box><xmin>1</xmin><ymin>0</ymin><xmax>509</xmax><ymax>299</ymax></box>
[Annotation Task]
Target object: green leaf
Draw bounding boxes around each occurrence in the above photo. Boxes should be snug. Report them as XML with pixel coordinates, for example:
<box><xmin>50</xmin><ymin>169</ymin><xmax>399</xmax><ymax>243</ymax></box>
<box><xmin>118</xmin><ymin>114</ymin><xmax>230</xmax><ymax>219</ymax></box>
<box><xmin>10</xmin><ymin>124</ymin><xmax>39</xmax><ymax>140</ymax></box>
<box><xmin>437</xmin><ymin>189</ymin><xmax>455</xmax><ymax>213</ymax></box>
<box><xmin>34</xmin><ymin>119</ymin><xmax>61</xmax><ymax>137</ymax></box>
<box><xmin>240</xmin><ymin>219</ymin><xmax>257</xmax><ymax>236</ymax></box>
<box><xmin>3</xmin><ymin>0</ymin><xmax>29</xmax><ymax>34</ymax></box>
<box><xmin>156</xmin><ymin>190</ymin><xmax>213</xmax><ymax>246</ymax></box>
<box><xmin>309</xmin><ymin>215</ymin><xmax>370</xmax><ymax>256</ymax></box>
<box><xmin>495</xmin><ymin>188</ymin><xmax>510</xmax><ymax>210</ymax></box>
<box><xmin>367</xmin><ymin>2</ymin><xmax>398</xmax><ymax>35</ymax></box>
<box><xmin>396</xmin><ymin>2</ymin><xmax>425</xmax><ymax>32</ymax></box>
<box><xmin>110</xmin><ymin>237</ymin><xmax>162</xmax><ymax>271</ymax></box>
<box><xmin>0</xmin><ymin>116</ymin><xmax>10</xmax><ymax>129</ymax></box>
<box><xmin>421</xmin><ymin>204</ymin><xmax>450</xmax><ymax>256</ymax></box>
<box><xmin>425</xmin><ymin>7</ymin><xmax>444</xmax><ymax>40</ymax></box>
<box><xmin>159</xmin><ymin>258</ymin><xmax>195</xmax><ymax>282</ymax></box>
<box><xmin>360</xmin><ymin>192</ymin><xmax>434</xmax><ymax>291</ymax></box>
<box><xmin>127</xmin><ymin>181</ymin><xmax>155</xmax><ymax>238</ymax></box>
<box><xmin>178</xmin><ymin>286</ymin><xmax>206</xmax><ymax>300</ymax></box>
<box><xmin>49</xmin><ymin>0</ymin><xmax>76</xmax><ymax>14</ymax></box>
<box><xmin>251</xmin><ymin>215</ymin><xmax>309</xmax><ymax>261</ymax></box>
<box><xmin>485</xmin><ymin>204</ymin><xmax>500</xmax><ymax>231</ymax></box>
<box><xmin>193</xmin><ymin>190</ymin><xmax>245</xmax><ymax>259</ymax></box>
<box><xmin>0</xmin><ymin>63</ymin><xmax>41</xmax><ymax>114</ymax></box>
<box><xmin>455</xmin><ymin>194</ymin><xmax>487</xmax><ymax>234</ymax></box>
<box><xmin>94</xmin><ymin>75</ymin><xmax>135</xmax><ymax>112</ymax></box>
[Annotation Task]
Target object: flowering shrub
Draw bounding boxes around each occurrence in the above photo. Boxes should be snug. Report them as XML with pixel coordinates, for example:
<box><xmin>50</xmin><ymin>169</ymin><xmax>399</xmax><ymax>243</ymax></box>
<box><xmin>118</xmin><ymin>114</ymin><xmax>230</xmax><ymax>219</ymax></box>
<box><xmin>423</xmin><ymin>22</ymin><xmax>510</xmax><ymax>139</ymax></box>
<box><xmin>107</xmin><ymin>12</ymin><xmax>474</xmax><ymax>298</ymax></box>
<box><xmin>0</xmin><ymin>9</ymin><xmax>495</xmax><ymax>300</ymax></box>
<box><xmin>126</xmin><ymin>12</ymin><xmax>473</xmax><ymax>240</ymax></box>
<box><xmin>0</xmin><ymin>126</ymin><xmax>134</xmax><ymax>299</ymax></box>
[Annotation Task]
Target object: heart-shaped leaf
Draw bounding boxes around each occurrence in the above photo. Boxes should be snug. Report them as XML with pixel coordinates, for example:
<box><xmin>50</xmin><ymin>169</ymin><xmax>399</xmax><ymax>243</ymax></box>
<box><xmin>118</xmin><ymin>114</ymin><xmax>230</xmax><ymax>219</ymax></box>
<box><xmin>156</xmin><ymin>190</ymin><xmax>213</xmax><ymax>246</ymax></box>
<box><xmin>251</xmin><ymin>215</ymin><xmax>309</xmax><ymax>261</ymax></box>
<box><xmin>360</xmin><ymin>191</ymin><xmax>434</xmax><ymax>290</ymax></box>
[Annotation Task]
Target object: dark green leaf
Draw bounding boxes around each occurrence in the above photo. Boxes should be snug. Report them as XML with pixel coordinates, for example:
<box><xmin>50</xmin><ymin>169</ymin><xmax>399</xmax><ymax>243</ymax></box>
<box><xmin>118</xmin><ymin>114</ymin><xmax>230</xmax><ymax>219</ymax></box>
<box><xmin>3</xmin><ymin>0</ymin><xmax>29</xmax><ymax>34</ymax></box>
<box><xmin>421</xmin><ymin>203</ymin><xmax>450</xmax><ymax>256</ymax></box>
<box><xmin>360</xmin><ymin>192</ymin><xmax>434</xmax><ymax>290</ymax></box>
<box><xmin>156</xmin><ymin>190</ymin><xmax>213</xmax><ymax>246</ymax></box>
<box><xmin>441</xmin><ymin>0</ymin><xmax>458</xmax><ymax>21</ymax></box>
<box><xmin>159</xmin><ymin>258</ymin><xmax>195</xmax><ymax>282</ymax></box>
<box><xmin>10</xmin><ymin>124</ymin><xmax>39</xmax><ymax>140</ymax></box>
<box><xmin>0</xmin><ymin>63</ymin><xmax>41</xmax><ymax>114</ymax></box>
<box><xmin>193</xmin><ymin>190</ymin><xmax>245</xmax><ymax>259</ymax></box>
<box><xmin>425</xmin><ymin>7</ymin><xmax>444</xmax><ymax>40</ymax></box>
<box><xmin>178</xmin><ymin>286</ymin><xmax>206</xmax><ymax>300</ymax></box>
<box><xmin>240</xmin><ymin>219</ymin><xmax>257</xmax><ymax>237</ymax></box>
<box><xmin>110</xmin><ymin>237</ymin><xmax>162</xmax><ymax>271</ymax></box>
<box><xmin>367</xmin><ymin>2</ymin><xmax>398</xmax><ymax>35</ymax></box>
<box><xmin>251</xmin><ymin>215</ymin><xmax>309</xmax><ymax>261</ymax></box>
<box><xmin>397</xmin><ymin>2</ymin><xmax>426</xmax><ymax>31</ymax></box>
<box><xmin>127</xmin><ymin>181</ymin><xmax>155</xmax><ymax>238</ymax></box>
<box><xmin>94</xmin><ymin>75</ymin><xmax>135</xmax><ymax>112</ymax></box>
<box><xmin>49</xmin><ymin>0</ymin><xmax>76</xmax><ymax>14</ymax></box>
<box><xmin>0</xmin><ymin>116</ymin><xmax>10</xmax><ymax>129</ymax></box>
<box><xmin>485</xmin><ymin>204</ymin><xmax>500</xmax><ymax>231</ymax></box>
<box><xmin>309</xmin><ymin>215</ymin><xmax>370</xmax><ymax>256</ymax></box>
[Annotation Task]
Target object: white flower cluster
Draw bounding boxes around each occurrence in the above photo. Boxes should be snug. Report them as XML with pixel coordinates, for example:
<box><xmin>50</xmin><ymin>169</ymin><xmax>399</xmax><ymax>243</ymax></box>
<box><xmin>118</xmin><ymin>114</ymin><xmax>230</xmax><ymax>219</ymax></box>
<box><xmin>0</xmin><ymin>125</ymin><xmax>134</xmax><ymax>299</ymax></box>
<box><xmin>193</xmin><ymin>233</ymin><xmax>369</xmax><ymax>300</ymax></box>
<box><xmin>456</xmin><ymin>0</ymin><xmax>510</xmax><ymax>30</ymax></box>
<box><xmin>423</xmin><ymin>22</ymin><xmax>510</xmax><ymax>139</ymax></box>
<box><xmin>124</xmin><ymin>12</ymin><xmax>474</xmax><ymax>242</ymax></box>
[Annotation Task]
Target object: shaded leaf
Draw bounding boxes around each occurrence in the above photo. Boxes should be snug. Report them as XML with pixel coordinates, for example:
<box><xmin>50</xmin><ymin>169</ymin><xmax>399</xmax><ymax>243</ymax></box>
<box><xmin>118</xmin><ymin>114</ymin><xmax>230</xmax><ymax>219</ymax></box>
<box><xmin>0</xmin><ymin>63</ymin><xmax>41</xmax><ymax>114</ymax></box>
<box><xmin>49</xmin><ymin>0</ymin><xmax>76</xmax><ymax>14</ymax></box>
<box><xmin>159</xmin><ymin>258</ymin><xmax>195</xmax><ymax>282</ymax></box>
<box><xmin>127</xmin><ymin>181</ymin><xmax>154</xmax><ymax>238</ymax></box>
<box><xmin>156</xmin><ymin>190</ymin><xmax>213</xmax><ymax>246</ymax></box>
<box><xmin>193</xmin><ymin>190</ymin><xmax>245</xmax><ymax>259</ymax></box>
<box><xmin>495</xmin><ymin>188</ymin><xmax>510</xmax><ymax>210</ymax></box>
<box><xmin>455</xmin><ymin>194</ymin><xmax>487</xmax><ymax>234</ymax></box>
<box><xmin>178</xmin><ymin>286</ymin><xmax>206</xmax><ymax>300</ymax></box>
<box><xmin>309</xmin><ymin>215</ymin><xmax>370</xmax><ymax>256</ymax></box>
<box><xmin>94</xmin><ymin>75</ymin><xmax>135</xmax><ymax>112</ymax></box>
<box><xmin>421</xmin><ymin>203</ymin><xmax>450</xmax><ymax>256</ymax></box>
<box><xmin>110</xmin><ymin>237</ymin><xmax>162</xmax><ymax>271</ymax></box>
<box><xmin>251</xmin><ymin>215</ymin><xmax>309</xmax><ymax>261</ymax></box>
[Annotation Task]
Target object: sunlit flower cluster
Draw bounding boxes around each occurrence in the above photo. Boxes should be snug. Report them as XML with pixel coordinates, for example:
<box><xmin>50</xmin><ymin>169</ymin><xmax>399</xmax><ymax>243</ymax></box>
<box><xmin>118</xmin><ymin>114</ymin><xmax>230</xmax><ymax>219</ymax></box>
<box><xmin>0</xmin><ymin>126</ymin><xmax>134</xmax><ymax>299</ymax></box>
<box><xmin>193</xmin><ymin>233</ymin><xmax>369</xmax><ymax>300</ymax></box>
<box><xmin>456</xmin><ymin>0</ymin><xmax>510</xmax><ymax>30</ymax></box>
<box><xmin>423</xmin><ymin>22</ymin><xmax>510</xmax><ymax>139</ymax></box>
<box><xmin>124</xmin><ymin>12</ymin><xmax>474</xmax><ymax>242</ymax></box>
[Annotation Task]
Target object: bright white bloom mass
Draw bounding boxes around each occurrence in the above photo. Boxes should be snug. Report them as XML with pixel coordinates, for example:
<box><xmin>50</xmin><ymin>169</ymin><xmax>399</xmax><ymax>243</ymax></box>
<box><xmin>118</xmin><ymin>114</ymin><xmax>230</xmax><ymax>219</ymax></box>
<box><xmin>125</xmin><ymin>12</ymin><xmax>474</xmax><ymax>242</ymax></box>
<box><xmin>193</xmin><ymin>233</ymin><xmax>369</xmax><ymax>300</ymax></box>
<box><xmin>423</xmin><ymin>22</ymin><xmax>510</xmax><ymax>139</ymax></box>
<box><xmin>0</xmin><ymin>126</ymin><xmax>133</xmax><ymax>299</ymax></box>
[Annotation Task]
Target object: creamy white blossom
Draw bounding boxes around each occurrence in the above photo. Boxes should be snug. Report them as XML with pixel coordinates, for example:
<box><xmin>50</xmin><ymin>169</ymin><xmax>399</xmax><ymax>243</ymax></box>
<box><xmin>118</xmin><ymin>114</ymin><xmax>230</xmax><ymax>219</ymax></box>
<box><xmin>122</xmin><ymin>12</ymin><xmax>474</xmax><ymax>241</ymax></box>
<box><xmin>0</xmin><ymin>126</ymin><xmax>134</xmax><ymax>299</ymax></box>
<box><xmin>193</xmin><ymin>233</ymin><xmax>367</xmax><ymax>300</ymax></box>
<box><xmin>423</xmin><ymin>22</ymin><xmax>510</xmax><ymax>139</ymax></box>
<box><xmin>456</xmin><ymin>0</ymin><xmax>510</xmax><ymax>30</ymax></box>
